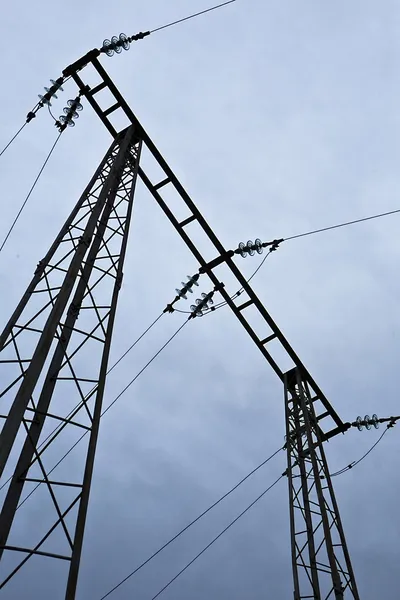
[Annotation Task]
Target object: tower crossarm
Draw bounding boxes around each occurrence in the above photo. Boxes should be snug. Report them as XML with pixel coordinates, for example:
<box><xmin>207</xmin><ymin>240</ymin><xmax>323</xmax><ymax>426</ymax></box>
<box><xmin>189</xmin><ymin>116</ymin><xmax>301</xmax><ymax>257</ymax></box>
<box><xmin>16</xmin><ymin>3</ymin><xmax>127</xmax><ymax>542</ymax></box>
<box><xmin>65</xmin><ymin>55</ymin><xmax>344</xmax><ymax>439</ymax></box>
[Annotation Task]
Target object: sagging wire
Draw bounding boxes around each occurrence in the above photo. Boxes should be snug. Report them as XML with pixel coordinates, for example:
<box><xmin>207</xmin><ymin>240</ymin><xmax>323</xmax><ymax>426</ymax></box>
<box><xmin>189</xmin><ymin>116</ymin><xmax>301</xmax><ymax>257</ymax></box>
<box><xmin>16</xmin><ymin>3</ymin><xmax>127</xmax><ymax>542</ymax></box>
<box><xmin>150</xmin><ymin>0</ymin><xmax>238</xmax><ymax>34</ymax></box>
<box><xmin>0</xmin><ymin>92</ymin><xmax>84</xmax><ymax>256</ymax></box>
<box><xmin>0</xmin><ymin>132</ymin><xmax>63</xmax><ymax>254</ymax></box>
<box><xmin>285</xmin><ymin>208</ymin><xmax>400</xmax><ymax>242</ymax></box>
<box><xmin>148</xmin><ymin>475</ymin><xmax>284</xmax><ymax>600</ymax></box>
<box><xmin>0</xmin><ymin>123</ymin><xmax>27</xmax><ymax>159</ymax></box>
<box><xmin>98</xmin><ymin>446</ymin><xmax>283</xmax><ymax>599</ymax></box>
<box><xmin>331</xmin><ymin>417</ymin><xmax>398</xmax><ymax>477</ymax></box>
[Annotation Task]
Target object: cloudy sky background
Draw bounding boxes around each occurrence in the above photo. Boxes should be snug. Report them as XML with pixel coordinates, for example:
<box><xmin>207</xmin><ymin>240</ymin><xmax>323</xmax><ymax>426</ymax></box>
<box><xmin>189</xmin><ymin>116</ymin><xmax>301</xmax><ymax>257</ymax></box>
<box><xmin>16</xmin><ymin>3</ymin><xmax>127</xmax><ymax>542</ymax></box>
<box><xmin>0</xmin><ymin>0</ymin><xmax>399</xmax><ymax>598</ymax></box>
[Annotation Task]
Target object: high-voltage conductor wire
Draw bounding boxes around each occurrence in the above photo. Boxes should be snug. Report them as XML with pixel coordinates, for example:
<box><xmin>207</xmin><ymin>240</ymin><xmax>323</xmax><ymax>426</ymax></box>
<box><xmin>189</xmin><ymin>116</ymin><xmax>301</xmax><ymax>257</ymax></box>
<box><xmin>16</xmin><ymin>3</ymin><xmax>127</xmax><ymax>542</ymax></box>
<box><xmin>99</xmin><ymin>447</ymin><xmax>283</xmax><ymax>599</ymax></box>
<box><xmin>0</xmin><ymin>132</ymin><xmax>62</xmax><ymax>254</ymax></box>
<box><xmin>285</xmin><ymin>207</ymin><xmax>400</xmax><ymax>241</ymax></box>
<box><xmin>99</xmin><ymin>417</ymin><xmax>399</xmax><ymax>598</ymax></box>
<box><xmin>148</xmin><ymin>475</ymin><xmax>284</xmax><ymax>600</ymax></box>
<box><xmin>0</xmin><ymin>123</ymin><xmax>27</xmax><ymax>159</ymax></box>
<box><xmin>150</xmin><ymin>1</ymin><xmax>238</xmax><ymax>34</ymax></box>
<box><xmin>331</xmin><ymin>423</ymin><xmax>394</xmax><ymax>477</ymax></box>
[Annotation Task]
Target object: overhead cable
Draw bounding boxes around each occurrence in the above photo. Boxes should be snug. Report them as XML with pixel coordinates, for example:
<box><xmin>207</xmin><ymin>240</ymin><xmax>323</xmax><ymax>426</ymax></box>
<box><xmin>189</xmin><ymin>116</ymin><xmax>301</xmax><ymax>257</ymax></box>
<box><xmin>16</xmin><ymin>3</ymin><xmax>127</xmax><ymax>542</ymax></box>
<box><xmin>0</xmin><ymin>123</ymin><xmax>27</xmax><ymax>159</ymax></box>
<box><xmin>175</xmin><ymin>206</ymin><xmax>400</xmax><ymax>317</ymax></box>
<box><xmin>99</xmin><ymin>446</ymin><xmax>283</xmax><ymax>599</ymax></box>
<box><xmin>16</xmin><ymin>318</ymin><xmax>187</xmax><ymax>510</ymax></box>
<box><xmin>285</xmin><ymin>208</ymin><xmax>400</xmax><ymax>242</ymax></box>
<box><xmin>0</xmin><ymin>132</ymin><xmax>63</xmax><ymax>254</ymax></box>
<box><xmin>331</xmin><ymin>423</ymin><xmax>394</xmax><ymax>477</ymax></box>
<box><xmin>149</xmin><ymin>475</ymin><xmax>284</xmax><ymax>600</ymax></box>
<box><xmin>150</xmin><ymin>1</ymin><xmax>238</xmax><ymax>34</ymax></box>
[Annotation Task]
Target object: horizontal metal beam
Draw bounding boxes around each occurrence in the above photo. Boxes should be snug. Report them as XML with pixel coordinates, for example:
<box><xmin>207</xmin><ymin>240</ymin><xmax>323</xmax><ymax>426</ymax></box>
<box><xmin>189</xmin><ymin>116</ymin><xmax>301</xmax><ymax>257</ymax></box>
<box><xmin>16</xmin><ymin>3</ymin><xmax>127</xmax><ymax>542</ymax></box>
<box><xmin>65</xmin><ymin>55</ymin><xmax>344</xmax><ymax>434</ymax></box>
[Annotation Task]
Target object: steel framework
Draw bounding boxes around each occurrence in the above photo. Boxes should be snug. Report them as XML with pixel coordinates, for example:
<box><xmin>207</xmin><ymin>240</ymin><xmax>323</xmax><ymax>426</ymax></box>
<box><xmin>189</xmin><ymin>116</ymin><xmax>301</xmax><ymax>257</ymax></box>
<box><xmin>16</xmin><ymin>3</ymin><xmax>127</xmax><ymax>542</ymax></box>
<box><xmin>285</xmin><ymin>368</ymin><xmax>359</xmax><ymax>599</ymax></box>
<box><xmin>0</xmin><ymin>125</ymin><xmax>141</xmax><ymax>596</ymax></box>
<box><xmin>0</xmin><ymin>51</ymin><xmax>359</xmax><ymax>598</ymax></box>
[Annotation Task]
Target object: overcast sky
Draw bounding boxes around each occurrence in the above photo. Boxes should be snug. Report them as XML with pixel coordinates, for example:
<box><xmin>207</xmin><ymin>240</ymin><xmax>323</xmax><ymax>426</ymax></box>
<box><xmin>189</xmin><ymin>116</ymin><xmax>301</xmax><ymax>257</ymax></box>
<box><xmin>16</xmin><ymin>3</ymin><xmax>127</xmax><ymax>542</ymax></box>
<box><xmin>0</xmin><ymin>1</ymin><xmax>399</xmax><ymax>598</ymax></box>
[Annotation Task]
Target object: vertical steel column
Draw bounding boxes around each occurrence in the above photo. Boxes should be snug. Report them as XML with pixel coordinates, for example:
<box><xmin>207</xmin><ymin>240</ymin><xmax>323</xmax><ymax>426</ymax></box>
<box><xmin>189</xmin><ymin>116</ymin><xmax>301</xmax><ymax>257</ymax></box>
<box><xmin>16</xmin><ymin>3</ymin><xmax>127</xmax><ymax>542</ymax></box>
<box><xmin>285</xmin><ymin>367</ymin><xmax>360</xmax><ymax>600</ymax></box>
<box><xmin>0</xmin><ymin>125</ymin><xmax>141</xmax><ymax>598</ymax></box>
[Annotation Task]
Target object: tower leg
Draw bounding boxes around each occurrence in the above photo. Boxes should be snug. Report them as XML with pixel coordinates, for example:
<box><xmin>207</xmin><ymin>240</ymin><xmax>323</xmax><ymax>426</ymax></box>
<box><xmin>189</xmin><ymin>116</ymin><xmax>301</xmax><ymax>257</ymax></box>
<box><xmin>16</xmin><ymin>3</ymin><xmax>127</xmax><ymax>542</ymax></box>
<box><xmin>0</xmin><ymin>125</ymin><xmax>141</xmax><ymax>598</ymax></box>
<box><xmin>284</xmin><ymin>367</ymin><xmax>360</xmax><ymax>600</ymax></box>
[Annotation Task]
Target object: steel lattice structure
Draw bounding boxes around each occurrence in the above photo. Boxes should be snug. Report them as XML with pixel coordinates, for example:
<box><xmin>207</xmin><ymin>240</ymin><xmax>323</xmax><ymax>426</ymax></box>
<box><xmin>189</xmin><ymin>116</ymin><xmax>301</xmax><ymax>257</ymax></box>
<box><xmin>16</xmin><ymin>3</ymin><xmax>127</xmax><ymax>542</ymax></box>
<box><xmin>285</xmin><ymin>368</ymin><xmax>359</xmax><ymax>600</ymax></box>
<box><xmin>0</xmin><ymin>48</ymin><xmax>363</xmax><ymax>598</ymax></box>
<box><xmin>0</xmin><ymin>125</ymin><xmax>141</xmax><ymax>595</ymax></box>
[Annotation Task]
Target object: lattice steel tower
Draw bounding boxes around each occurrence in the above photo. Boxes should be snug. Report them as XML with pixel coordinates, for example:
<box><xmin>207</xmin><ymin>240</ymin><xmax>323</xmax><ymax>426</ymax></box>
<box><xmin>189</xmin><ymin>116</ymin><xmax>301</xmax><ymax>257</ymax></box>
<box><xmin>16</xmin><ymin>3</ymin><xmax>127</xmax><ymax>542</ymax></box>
<box><xmin>0</xmin><ymin>37</ymin><xmax>364</xmax><ymax>599</ymax></box>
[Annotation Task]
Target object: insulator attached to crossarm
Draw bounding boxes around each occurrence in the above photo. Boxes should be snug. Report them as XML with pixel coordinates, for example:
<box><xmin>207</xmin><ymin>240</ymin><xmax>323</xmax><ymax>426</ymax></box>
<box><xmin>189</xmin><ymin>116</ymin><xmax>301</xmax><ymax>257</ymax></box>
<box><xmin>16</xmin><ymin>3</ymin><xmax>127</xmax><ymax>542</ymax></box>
<box><xmin>175</xmin><ymin>274</ymin><xmax>200</xmax><ymax>299</ymax></box>
<box><xmin>164</xmin><ymin>274</ymin><xmax>200</xmax><ymax>313</ymax></box>
<box><xmin>235</xmin><ymin>238</ymin><xmax>283</xmax><ymax>258</ymax></box>
<box><xmin>55</xmin><ymin>97</ymin><xmax>83</xmax><ymax>132</ymax></box>
<box><xmin>38</xmin><ymin>78</ymin><xmax>65</xmax><ymax>107</ymax></box>
<box><xmin>100</xmin><ymin>31</ymin><xmax>150</xmax><ymax>57</ymax></box>
<box><xmin>351</xmin><ymin>414</ymin><xmax>400</xmax><ymax>431</ymax></box>
<box><xmin>190</xmin><ymin>291</ymin><xmax>215</xmax><ymax>318</ymax></box>
<box><xmin>26</xmin><ymin>77</ymin><xmax>65</xmax><ymax>123</ymax></box>
<box><xmin>355</xmin><ymin>414</ymin><xmax>379</xmax><ymax>431</ymax></box>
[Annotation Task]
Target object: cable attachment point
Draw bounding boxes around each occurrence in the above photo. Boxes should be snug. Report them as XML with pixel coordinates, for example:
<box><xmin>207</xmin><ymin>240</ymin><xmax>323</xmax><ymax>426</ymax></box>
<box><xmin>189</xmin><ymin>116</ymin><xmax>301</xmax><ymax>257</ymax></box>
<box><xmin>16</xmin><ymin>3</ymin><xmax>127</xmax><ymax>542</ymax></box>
<box><xmin>164</xmin><ymin>274</ymin><xmax>200</xmax><ymax>313</ymax></box>
<box><xmin>129</xmin><ymin>31</ymin><xmax>151</xmax><ymax>41</ymax></box>
<box><xmin>190</xmin><ymin>291</ymin><xmax>215</xmax><ymax>318</ymax></box>
<box><xmin>268</xmin><ymin>238</ymin><xmax>283</xmax><ymax>252</ymax></box>
<box><xmin>55</xmin><ymin>97</ymin><xmax>83</xmax><ymax>132</ymax></box>
<box><xmin>26</xmin><ymin>77</ymin><xmax>65</xmax><ymax>123</ymax></box>
<box><xmin>101</xmin><ymin>31</ymin><xmax>150</xmax><ymax>57</ymax></box>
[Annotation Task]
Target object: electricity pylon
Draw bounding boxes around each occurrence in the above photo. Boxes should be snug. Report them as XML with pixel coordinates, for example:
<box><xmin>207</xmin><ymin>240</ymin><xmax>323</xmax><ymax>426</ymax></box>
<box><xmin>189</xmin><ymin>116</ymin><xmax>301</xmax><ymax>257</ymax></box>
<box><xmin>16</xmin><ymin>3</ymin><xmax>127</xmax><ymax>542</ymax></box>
<box><xmin>0</xmin><ymin>42</ymin><xmax>361</xmax><ymax>598</ymax></box>
<box><xmin>0</xmin><ymin>124</ymin><xmax>141</xmax><ymax>596</ymax></box>
<box><xmin>285</xmin><ymin>368</ymin><xmax>359</xmax><ymax>599</ymax></box>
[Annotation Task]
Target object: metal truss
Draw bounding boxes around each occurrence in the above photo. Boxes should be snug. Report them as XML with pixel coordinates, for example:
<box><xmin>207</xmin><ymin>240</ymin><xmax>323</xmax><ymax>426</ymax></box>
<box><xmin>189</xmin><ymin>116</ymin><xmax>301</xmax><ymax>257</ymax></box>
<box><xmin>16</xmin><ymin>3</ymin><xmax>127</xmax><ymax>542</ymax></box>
<box><xmin>284</xmin><ymin>367</ymin><xmax>360</xmax><ymax>600</ymax></box>
<box><xmin>0</xmin><ymin>52</ymin><xmax>359</xmax><ymax>598</ymax></box>
<box><xmin>0</xmin><ymin>125</ymin><xmax>141</xmax><ymax>597</ymax></box>
<box><xmin>65</xmin><ymin>55</ymin><xmax>347</xmax><ymax>442</ymax></box>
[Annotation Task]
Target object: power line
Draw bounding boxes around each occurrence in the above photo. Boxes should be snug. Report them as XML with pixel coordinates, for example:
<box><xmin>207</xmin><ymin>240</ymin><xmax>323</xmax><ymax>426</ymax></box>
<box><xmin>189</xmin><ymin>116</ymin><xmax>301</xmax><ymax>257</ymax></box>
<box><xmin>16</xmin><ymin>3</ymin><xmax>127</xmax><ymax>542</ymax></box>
<box><xmin>0</xmin><ymin>132</ymin><xmax>62</xmax><ymax>254</ymax></box>
<box><xmin>0</xmin><ymin>123</ymin><xmax>27</xmax><ymax>159</ymax></box>
<box><xmin>175</xmin><ymin>206</ymin><xmax>400</xmax><ymax>317</ymax></box>
<box><xmin>99</xmin><ymin>446</ymin><xmax>283</xmax><ymax>599</ymax></box>
<box><xmin>149</xmin><ymin>475</ymin><xmax>284</xmax><ymax>600</ymax></box>
<box><xmin>150</xmin><ymin>1</ymin><xmax>237</xmax><ymax>34</ymax></box>
<box><xmin>203</xmin><ymin>206</ymin><xmax>400</xmax><ymax>313</ymax></box>
<box><xmin>106</xmin><ymin>313</ymin><xmax>165</xmax><ymax>376</ymax></box>
<box><xmin>331</xmin><ymin>425</ymin><xmax>392</xmax><ymax>477</ymax></box>
<box><xmin>16</xmin><ymin>318</ymin><xmax>188</xmax><ymax>510</ymax></box>
<box><xmin>285</xmin><ymin>208</ymin><xmax>400</xmax><ymax>242</ymax></box>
